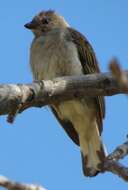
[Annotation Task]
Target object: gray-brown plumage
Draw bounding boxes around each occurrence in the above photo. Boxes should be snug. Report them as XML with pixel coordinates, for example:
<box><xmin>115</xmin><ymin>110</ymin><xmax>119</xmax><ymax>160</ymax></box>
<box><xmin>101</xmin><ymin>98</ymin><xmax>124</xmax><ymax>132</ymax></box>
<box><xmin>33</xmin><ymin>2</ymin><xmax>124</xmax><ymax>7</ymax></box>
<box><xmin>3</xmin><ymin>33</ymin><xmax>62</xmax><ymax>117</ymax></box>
<box><xmin>24</xmin><ymin>10</ymin><xmax>106</xmax><ymax>177</ymax></box>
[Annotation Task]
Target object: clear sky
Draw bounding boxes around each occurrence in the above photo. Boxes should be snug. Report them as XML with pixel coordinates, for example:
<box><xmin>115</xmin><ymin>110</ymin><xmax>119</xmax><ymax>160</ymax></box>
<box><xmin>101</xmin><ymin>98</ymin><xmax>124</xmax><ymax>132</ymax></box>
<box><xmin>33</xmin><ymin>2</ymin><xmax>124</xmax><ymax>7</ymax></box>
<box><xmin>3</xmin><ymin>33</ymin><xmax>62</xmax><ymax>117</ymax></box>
<box><xmin>0</xmin><ymin>1</ymin><xmax>128</xmax><ymax>190</ymax></box>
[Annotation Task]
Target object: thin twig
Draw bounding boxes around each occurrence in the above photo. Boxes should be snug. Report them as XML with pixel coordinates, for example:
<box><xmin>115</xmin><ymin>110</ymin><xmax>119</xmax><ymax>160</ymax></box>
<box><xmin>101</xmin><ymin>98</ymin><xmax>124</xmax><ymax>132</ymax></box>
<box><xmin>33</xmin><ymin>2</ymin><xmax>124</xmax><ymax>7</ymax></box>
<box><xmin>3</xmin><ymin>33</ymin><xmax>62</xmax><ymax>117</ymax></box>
<box><xmin>109</xmin><ymin>59</ymin><xmax>128</xmax><ymax>92</ymax></box>
<box><xmin>101</xmin><ymin>139</ymin><xmax>128</xmax><ymax>181</ymax></box>
<box><xmin>107</xmin><ymin>140</ymin><xmax>128</xmax><ymax>161</ymax></box>
<box><xmin>104</xmin><ymin>161</ymin><xmax>128</xmax><ymax>181</ymax></box>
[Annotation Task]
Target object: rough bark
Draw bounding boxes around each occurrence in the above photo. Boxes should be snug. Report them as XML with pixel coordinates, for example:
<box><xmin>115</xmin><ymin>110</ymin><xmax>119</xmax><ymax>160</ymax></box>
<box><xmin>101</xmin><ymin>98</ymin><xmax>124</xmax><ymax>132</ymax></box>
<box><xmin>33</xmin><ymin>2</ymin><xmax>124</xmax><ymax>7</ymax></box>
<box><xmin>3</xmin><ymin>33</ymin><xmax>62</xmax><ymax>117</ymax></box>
<box><xmin>0</xmin><ymin>71</ymin><xmax>128</xmax><ymax>119</ymax></box>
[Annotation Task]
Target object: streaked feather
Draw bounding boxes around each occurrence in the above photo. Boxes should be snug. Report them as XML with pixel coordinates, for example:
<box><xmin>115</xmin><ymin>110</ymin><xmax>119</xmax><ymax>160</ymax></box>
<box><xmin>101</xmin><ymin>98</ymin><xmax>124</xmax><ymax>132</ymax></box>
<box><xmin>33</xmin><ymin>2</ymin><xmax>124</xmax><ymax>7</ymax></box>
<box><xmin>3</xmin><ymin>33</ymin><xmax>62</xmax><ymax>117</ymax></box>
<box><xmin>67</xmin><ymin>27</ymin><xmax>105</xmax><ymax>134</ymax></box>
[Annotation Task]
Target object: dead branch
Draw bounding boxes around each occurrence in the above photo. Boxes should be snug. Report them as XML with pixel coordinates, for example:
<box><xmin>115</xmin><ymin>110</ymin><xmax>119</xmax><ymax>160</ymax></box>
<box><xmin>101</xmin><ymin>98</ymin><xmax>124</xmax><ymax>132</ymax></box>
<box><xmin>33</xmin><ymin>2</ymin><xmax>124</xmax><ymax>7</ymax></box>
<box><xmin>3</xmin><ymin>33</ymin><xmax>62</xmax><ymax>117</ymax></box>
<box><xmin>0</xmin><ymin>175</ymin><xmax>46</xmax><ymax>190</ymax></box>
<box><xmin>109</xmin><ymin>59</ymin><xmax>128</xmax><ymax>91</ymax></box>
<box><xmin>104</xmin><ymin>161</ymin><xmax>128</xmax><ymax>181</ymax></box>
<box><xmin>107</xmin><ymin>140</ymin><xmax>128</xmax><ymax>161</ymax></box>
<box><xmin>0</xmin><ymin>65</ymin><xmax>128</xmax><ymax>182</ymax></box>
<box><xmin>0</xmin><ymin>70</ymin><xmax>128</xmax><ymax>121</ymax></box>
<box><xmin>103</xmin><ymin>139</ymin><xmax>128</xmax><ymax>181</ymax></box>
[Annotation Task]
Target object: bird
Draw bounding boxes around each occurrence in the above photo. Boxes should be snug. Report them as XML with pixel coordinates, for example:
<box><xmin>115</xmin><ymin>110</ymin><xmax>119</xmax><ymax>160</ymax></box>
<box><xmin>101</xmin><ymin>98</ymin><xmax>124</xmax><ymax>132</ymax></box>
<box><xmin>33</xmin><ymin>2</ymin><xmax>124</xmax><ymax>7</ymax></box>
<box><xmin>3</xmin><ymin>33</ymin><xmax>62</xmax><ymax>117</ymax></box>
<box><xmin>24</xmin><ymin>10</ymin><xmax>106</xmax><ymax>177</ymax></box>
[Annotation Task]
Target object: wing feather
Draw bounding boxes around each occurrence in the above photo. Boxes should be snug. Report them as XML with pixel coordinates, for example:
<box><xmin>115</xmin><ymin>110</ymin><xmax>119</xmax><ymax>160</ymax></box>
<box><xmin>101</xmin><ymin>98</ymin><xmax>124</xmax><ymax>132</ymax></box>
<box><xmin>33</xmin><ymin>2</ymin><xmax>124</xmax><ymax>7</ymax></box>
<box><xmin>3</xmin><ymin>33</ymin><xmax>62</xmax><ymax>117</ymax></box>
<box><xmin>67</xmin><ymin>27</ymin><xmax>105</xmax><ymax>134</ymax></box>
<box><xmin>50</xmin><ymin>106</ymin><xmax>79</xmax><ymax>145</ymax></box>
<box><xmin>51</xmin><ymin>27</ymin><xmax>105</xmax><ymax>145</ymax></box>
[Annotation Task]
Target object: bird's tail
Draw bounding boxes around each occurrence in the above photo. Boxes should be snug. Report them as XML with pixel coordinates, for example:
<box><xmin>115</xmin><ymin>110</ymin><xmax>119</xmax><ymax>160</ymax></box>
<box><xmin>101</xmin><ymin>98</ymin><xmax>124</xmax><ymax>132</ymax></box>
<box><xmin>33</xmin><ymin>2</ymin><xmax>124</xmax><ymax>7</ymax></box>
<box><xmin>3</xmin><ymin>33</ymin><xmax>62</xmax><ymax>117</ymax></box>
<box><xmin>80</xmin><ymin>125</ymin><xmax>106</xmax><ymax>177</ymax></box>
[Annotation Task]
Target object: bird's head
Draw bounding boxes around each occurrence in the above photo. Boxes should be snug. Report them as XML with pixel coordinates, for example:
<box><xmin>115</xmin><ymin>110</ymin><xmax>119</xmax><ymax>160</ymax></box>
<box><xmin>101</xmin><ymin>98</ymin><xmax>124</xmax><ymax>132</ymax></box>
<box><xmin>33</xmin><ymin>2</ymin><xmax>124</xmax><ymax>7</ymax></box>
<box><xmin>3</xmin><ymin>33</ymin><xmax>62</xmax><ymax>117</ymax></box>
<box><xmin>24</xmin><ymin>10</ymin><xmax>69</xmax><ymax>37</ymax></box>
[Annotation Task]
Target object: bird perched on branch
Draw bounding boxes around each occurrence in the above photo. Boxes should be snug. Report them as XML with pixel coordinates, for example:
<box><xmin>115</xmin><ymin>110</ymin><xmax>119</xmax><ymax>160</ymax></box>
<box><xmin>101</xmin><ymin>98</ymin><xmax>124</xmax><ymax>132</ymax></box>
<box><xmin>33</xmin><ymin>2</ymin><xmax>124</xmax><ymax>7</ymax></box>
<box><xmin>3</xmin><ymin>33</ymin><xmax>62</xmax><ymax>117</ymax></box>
<box><xmin>24</xmin><ymin>10</ymin><xmax>106</xmax><ymax>177</ymax></box>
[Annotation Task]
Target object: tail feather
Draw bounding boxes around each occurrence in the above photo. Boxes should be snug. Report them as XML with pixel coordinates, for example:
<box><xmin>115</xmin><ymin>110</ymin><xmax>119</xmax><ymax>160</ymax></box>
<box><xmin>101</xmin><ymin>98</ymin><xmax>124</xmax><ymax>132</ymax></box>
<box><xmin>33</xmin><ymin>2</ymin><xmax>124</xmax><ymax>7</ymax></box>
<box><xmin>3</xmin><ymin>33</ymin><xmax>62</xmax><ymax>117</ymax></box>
<box><xmin>80</xmin><ymin>125</ymin><xmax>106</xmax><ymax>177</ymax></box>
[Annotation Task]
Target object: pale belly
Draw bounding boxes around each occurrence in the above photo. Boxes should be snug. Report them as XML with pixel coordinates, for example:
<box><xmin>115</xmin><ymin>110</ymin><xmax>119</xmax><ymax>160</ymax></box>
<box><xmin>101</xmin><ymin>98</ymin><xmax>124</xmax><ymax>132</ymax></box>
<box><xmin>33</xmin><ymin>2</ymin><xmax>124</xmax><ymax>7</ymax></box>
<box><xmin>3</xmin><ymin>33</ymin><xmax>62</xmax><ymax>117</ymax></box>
<box><xmin>30</xmin><ymin>34</ymin><xmax>83</xmax><ymax>80</ymax></box>
<box><xmin>30</xmin><ymin>35</ymin><xmax>96</xmax><ymax>137</ymax></box>
<box><xmin>55</xmin><ymin>99</ymin><xmax>96</xmax><ymax>138</ymax></box>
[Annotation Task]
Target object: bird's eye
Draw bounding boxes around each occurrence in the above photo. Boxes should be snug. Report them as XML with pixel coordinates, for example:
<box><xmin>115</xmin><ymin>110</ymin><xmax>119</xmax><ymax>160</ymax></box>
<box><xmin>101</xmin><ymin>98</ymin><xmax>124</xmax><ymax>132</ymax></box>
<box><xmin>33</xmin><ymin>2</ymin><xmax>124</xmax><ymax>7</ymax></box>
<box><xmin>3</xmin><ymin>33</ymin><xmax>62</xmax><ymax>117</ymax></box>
<box><xmin>42</xmin><ymin>18</ymin><xmax>49</xmax><ymax>24</ymax></box>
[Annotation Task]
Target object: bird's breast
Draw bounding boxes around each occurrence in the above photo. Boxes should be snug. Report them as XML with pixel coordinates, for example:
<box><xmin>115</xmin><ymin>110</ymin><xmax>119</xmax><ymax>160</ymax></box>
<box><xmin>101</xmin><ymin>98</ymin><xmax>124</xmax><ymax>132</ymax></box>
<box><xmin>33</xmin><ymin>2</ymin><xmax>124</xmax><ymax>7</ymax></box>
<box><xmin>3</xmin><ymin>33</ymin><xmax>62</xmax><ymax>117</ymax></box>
<box><xmin>30</xmin><ymin>33</ymin><xmax>96</xmax><ymax>138</ymax></box>
<box><xmin>30</xmin><ymin>34</ymin><xmax>82</xmax><ymax>80</ymax></box>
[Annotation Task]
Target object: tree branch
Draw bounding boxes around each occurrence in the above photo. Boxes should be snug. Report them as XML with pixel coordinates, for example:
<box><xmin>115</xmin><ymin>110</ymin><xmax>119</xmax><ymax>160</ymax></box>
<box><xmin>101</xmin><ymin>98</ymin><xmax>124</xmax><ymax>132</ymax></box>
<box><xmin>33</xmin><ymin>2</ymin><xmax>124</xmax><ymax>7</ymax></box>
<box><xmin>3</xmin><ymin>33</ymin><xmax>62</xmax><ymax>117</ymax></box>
<box><xmin>0</xmin><ymin>65</ymin><xmax>128</xmax><ymax>182</ymax></box>
<box><xmin>0</xmin><ymin>70</ymin><xmax>128</xmax><ymax>119</ymax></box>
<box><xmin>103</xmin><ymin>139</ymin><xmax>128</xmax><ymax>181</ymax></box>
<box><xmin>0</xmin><ymin>175</ymin><xmax>46</xmax><ymax>190</ymax></box>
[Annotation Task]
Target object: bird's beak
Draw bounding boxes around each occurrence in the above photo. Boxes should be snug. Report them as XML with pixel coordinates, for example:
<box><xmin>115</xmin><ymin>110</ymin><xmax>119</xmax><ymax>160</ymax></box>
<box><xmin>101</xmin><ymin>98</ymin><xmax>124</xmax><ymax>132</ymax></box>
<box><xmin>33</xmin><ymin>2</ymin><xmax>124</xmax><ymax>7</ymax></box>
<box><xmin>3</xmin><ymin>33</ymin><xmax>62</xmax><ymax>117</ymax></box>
<box><xmin>24</xmin><ymin>20</ymin><xmax>39</xmax><ymax>29</ymax></box>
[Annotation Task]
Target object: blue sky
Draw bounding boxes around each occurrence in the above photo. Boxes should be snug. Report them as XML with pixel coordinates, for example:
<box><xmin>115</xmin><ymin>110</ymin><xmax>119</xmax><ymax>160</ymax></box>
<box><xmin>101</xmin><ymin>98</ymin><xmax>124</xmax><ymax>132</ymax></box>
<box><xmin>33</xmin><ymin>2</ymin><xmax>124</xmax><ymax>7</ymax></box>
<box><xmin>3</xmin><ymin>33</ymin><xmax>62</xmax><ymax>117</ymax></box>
<box><xmin>0</xmin><ymin>1</ymin><xmax>128</xmax><ymax>190</ymax></box>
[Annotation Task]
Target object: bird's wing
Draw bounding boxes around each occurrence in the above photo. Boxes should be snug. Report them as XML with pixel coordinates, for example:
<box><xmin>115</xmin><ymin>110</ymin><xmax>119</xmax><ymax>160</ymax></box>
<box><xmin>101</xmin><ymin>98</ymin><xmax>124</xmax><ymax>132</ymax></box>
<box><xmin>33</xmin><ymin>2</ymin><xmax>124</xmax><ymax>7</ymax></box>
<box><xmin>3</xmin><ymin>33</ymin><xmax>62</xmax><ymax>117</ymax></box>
<box><xmin>50</xmin><ymin>106</ymin><xmax>79</xmax><ymax>145</ymax></box>
<box><xmin>67</xmin><ymin>27</ymin><xmax>105</xmax><ymax>134</ymax></box>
